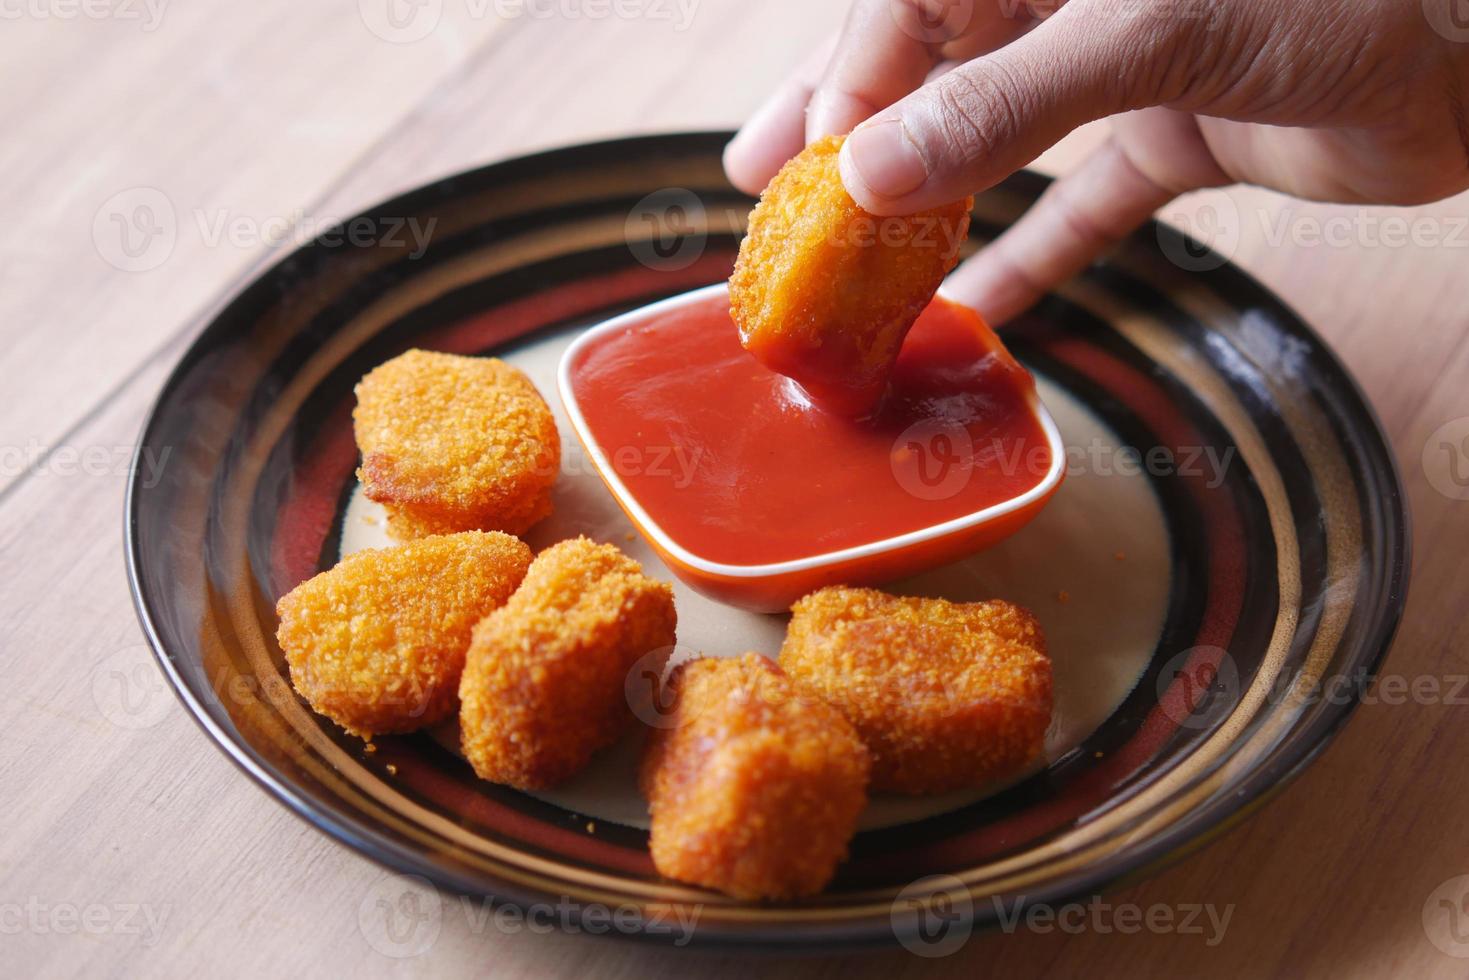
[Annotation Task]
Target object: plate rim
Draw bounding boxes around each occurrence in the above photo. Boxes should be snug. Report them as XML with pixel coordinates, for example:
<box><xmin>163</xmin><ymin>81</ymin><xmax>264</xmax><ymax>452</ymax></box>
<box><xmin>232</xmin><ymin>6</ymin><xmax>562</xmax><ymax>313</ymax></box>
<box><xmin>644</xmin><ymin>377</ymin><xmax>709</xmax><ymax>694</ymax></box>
<box><xmin>124</xmin><ymin>129</ymin><xmax>1412</xmax><ymax>951</ymax></box>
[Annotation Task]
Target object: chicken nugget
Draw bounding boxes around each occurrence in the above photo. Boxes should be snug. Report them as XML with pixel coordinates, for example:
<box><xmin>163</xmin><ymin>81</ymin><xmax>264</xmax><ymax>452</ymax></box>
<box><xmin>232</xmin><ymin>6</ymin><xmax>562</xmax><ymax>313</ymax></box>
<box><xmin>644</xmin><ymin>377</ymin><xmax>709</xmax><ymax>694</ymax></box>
<box><xmin>730</xmin><ymin>135</ymin><xmax>973</xmax><ymax>416</ymax></box>
<box><xmin>459</xmin><ymin>537</ymin><xmax>677</xmax><ymax>790</ymax></box>
<box><xmin>354</xmin><ymin>349</ymin><xmax>561</xmax><ymax>540</ymax></box>
<box><xmin>275</xmin><ymin>531</ymin><xmax>532</xmax><ymax>738</ymax></box>
<box><xmin>640</xmin><ymin>654</ymin><xmax>870</xmax><ymax>900</ymax></box>
<box><xmin>780</xmin><ymin>587</ymin><xmax>1052</xmax><ymax>795</ymax></box>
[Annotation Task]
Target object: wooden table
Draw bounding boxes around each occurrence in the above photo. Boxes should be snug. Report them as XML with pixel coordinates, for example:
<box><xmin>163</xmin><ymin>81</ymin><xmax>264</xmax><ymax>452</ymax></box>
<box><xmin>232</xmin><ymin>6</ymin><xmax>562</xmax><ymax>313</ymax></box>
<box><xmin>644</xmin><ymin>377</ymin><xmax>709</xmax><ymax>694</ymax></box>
<box><xmin>5</xmin><ymin>2</ymin><xmax>1467</xmax><ymax>975</ymax></box>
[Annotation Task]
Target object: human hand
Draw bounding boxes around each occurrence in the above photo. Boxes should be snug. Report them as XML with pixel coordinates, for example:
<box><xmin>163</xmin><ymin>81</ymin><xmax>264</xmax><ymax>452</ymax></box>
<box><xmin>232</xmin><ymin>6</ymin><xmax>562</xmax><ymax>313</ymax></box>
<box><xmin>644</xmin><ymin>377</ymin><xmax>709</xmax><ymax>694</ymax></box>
<box><xmin>725</xmin><ymin>0</ymin><xmax>1469</xmax><ymax>323</ymax></box>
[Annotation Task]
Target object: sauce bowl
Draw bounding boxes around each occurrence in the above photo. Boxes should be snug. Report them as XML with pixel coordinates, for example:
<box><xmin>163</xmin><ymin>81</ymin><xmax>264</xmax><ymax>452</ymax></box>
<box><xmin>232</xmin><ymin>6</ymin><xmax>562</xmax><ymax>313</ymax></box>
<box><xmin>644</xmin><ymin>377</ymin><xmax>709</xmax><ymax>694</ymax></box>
<box><xmin>558</xmin><ymin>282</ymin><xmax>1066</xmax><ymax>611</ymax></box>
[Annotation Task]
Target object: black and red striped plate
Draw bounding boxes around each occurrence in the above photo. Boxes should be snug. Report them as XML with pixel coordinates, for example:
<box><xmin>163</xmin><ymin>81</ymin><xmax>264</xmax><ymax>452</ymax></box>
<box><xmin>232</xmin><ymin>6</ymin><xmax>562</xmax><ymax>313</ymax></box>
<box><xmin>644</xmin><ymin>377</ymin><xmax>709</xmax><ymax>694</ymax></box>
<box><xmin>126</xmin><ymin>133</ymin><xmax>1408</xmax><ymax>951</ymax></box>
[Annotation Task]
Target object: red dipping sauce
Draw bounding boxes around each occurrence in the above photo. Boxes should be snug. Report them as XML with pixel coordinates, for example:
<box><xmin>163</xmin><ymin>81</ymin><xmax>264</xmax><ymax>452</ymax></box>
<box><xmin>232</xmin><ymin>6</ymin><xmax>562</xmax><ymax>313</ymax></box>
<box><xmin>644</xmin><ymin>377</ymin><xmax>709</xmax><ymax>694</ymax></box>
<box><xmin>561</xmin><ymin>286</ymin><xmax>1057</xmax><ymax>568</ymax></box>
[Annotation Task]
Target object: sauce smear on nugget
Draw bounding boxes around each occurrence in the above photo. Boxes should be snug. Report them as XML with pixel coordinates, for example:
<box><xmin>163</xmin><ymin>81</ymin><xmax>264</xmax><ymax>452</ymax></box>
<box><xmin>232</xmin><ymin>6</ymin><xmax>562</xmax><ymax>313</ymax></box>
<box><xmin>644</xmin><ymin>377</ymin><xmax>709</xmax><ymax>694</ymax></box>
<box><xmin>731</xmin><ymin>135</ymin><xmax>972</xmax><ymax>416</ymax></box>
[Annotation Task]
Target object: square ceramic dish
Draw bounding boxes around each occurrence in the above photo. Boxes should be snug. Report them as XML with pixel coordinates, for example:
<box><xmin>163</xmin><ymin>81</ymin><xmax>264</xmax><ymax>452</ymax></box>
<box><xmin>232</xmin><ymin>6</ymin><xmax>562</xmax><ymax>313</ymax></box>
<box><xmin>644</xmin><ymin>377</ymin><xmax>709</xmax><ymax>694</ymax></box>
<box><xmin>558</xmin><ymin>282</ymin><xmax>1066</xmax><ymax>611</ymax></box>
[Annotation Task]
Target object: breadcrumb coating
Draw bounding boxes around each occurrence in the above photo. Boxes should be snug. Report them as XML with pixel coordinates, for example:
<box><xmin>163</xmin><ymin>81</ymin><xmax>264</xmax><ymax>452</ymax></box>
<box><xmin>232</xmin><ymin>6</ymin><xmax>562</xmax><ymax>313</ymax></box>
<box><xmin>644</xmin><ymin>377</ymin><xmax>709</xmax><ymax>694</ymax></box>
<box><xmin>275</xmin><ymin>531</ymin><xmax>532</xmax><ymax>738</ymax></box>
<box><xmin>780</xmin><ymin>587</ymin><xmax>1052</xmax><ymax>795</ymax></box>
<box><xmin>354</xmin><ymin>349</ymin><xmax>561</xmax><ymax>540</ymax></box>
<box><xmin>640</xmin><ymin>654</ymin><xmax>871</xmax><ymax>900</ymax></box>
<box><xmin>459</xmin><ymin>537</ymin><xmax>677</xmax><ymax>790</ymax></box>
<box><xmin>730</xmin><ymin>135</ymin><xmax>973</xmax><ymax>415</ymax></box>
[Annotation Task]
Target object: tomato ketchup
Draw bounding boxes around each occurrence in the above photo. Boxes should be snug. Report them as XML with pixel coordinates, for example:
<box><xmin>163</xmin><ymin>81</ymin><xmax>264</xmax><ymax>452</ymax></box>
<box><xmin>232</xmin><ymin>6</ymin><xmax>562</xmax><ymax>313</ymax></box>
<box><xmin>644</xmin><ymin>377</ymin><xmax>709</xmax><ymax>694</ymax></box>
<box><xmin>564</xmin><ymin>291</ymin><xmax>1054</xmax><ymax>567</ymax></box>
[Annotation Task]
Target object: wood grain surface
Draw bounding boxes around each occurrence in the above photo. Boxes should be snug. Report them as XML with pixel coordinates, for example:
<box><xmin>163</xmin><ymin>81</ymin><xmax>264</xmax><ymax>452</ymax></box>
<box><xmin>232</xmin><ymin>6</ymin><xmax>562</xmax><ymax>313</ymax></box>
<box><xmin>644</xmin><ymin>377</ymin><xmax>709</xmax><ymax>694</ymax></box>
<box><xmin>3</xmin><ymin>1</ymin><xmax>1467</xmax><ymax>976</ymax></box>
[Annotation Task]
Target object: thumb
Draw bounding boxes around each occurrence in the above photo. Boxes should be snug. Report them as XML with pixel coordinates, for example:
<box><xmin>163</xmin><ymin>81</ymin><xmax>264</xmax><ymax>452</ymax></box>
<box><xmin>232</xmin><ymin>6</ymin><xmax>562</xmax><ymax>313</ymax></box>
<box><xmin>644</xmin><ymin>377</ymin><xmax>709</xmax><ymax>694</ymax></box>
<box><xmin>839</xmin><ymin>2</ymin><xmax>1194</xmax><ymax>215</ymax></box>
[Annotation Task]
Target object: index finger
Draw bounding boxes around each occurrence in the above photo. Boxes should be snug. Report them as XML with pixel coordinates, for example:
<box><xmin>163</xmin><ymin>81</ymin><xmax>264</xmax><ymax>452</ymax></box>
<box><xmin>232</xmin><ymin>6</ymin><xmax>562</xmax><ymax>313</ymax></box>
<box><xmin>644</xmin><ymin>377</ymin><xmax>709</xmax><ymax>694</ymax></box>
<box><xmin>724</xmin><ymin>37</ymin><xmax>839</xmax><ymax>196</ymax></box>
<box><xmin>807</xmin><ymin>0</ymin><xmax>1037</xmax><ymax>141</ymax></box>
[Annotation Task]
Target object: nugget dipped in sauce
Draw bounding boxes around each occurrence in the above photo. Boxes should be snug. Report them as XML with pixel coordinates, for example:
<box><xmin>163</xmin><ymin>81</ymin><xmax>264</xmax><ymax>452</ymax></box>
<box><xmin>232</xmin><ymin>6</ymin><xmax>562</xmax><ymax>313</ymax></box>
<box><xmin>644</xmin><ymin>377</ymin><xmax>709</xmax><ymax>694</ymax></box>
<box><xmin>459</xmin><ymin>537</ymin><xmax>676</xmax><ymax>790</ymax></box>
<box><xmin>275</xmin><ymin>531</ymin><xmax>532</xmax><ymax>738</ymax></box>
<box><xmin>354</xmin><ymin>349</ymin><xmax>560</xmax><ymax>540</ymax></box>
<box><xmin>730</xmin><ymin>135</ymin><xmax>973</xmax><ymax>416</ymax></box>
<box><xmin>780</xmin><ymin>587</ymin><xmax>1052</xmax><ymax>795</ymax></box>
<box><xmin>640</xmin><ymin>654</ymin><xmax>871</xmax><ymax>900</ymax></box>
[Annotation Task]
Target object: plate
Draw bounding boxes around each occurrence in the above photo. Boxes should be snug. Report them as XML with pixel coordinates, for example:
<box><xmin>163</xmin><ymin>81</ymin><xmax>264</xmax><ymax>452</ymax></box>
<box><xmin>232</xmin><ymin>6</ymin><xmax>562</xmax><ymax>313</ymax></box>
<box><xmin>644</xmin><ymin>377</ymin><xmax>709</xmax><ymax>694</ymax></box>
<box><xmin>126</xmin><ymin>132</ymin><xmax>1409</xmax><ymax>950</ymax></box>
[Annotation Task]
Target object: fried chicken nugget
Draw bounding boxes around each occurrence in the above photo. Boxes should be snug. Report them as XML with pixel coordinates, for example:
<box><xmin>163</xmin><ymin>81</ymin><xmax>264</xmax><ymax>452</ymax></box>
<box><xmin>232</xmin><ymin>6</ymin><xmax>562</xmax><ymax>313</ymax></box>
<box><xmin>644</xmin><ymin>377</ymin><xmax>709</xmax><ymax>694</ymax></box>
<box><xmin>640</xmin><ymin>654</ymin><xmax>871</xmax><ymax>900</ymax></box>
<box><xmin>780</xmin><ymin>587</ymin><xmax>1052</xmax><ymax>795</ymax></box>
<box><xmin>275</xmin><ymin>531</ymin><xmax>532</xmax><ymax>738</ymax></box>
<box><xmin>459</xmin><ymin>537</ymin><xmax>677</xmax><ymax>790</ymax></box>
<box><xmin>730</xmin><ymin>135</ymin><xmax>973</xmax><ymax>415</ymax></box>
<box><xmin>354</xmin><ymin>349</ymin><xmax>561</xmax><ymax>541</ymax></box>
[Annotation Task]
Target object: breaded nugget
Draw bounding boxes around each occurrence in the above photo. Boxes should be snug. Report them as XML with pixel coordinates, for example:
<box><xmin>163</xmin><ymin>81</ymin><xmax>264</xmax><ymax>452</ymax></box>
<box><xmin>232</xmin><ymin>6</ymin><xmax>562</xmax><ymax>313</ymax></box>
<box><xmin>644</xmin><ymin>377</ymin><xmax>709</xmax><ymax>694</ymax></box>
<box><xmin>730</xmin><ymin>135</ymin><xmax>973</xmax><ymax>415</ymax></box>
<box><xmin>640</xmin><ymin>654</ymin><xmax>871</xmax><ymax>900</ymax></box>
<box><xmin>354</xmin><ymin>349</ymin><xmax>561</xmax><ymax>540</ymax></box>
<box><xmin>459</xmin><ymin>537</ymin><xmax>677</xmax><ymax>790</ymax></box>
<box><xmin>780</xmin><ymin>587</ymin><xmax>1052</xmax><ymax>795</ymax></box>
<box><xmin>275</xmin><ymin>531</ymin><xmax>532</xmax><ymax>738</ymax></box>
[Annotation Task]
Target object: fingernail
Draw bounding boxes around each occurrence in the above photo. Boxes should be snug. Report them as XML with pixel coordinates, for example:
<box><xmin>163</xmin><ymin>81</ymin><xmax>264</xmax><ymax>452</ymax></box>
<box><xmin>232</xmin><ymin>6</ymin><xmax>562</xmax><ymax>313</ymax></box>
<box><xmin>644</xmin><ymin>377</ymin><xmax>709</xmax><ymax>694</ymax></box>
<box><xmin>845</xmin><ymin>120</ymin><xmax>929</xmax><ymax>199</ymax></box>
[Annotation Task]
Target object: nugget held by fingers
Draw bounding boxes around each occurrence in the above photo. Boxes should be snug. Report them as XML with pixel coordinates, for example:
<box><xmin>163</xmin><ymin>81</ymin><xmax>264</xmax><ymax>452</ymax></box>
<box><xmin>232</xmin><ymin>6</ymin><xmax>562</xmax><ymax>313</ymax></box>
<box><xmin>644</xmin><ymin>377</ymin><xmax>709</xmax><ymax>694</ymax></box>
<box><xmin>275</xmin><ymin>531</ymin><xmax>532</xmax><ymax>738</ymax></box>
<box><xmin>459</xmin><ymin>537</ymin><xmax>677</xmax><ymax>790</ymax></box>
<box><xmin>354</xmin><ymin>349</ymin><xmax>561</xmax><ymax>540</ymax></box>
<box><xmin>781</xmin><ymin>586</ymin><xmax>1052</xmax><ymax>795</ymax></box>
<box><xmin>730</xmin><ymin>135</ymin><xmax>972</xmax><ymax>415</ymax></box>
<box><xmin>640</xmin><ymin>654</ymin><xmax>871</xmax><ymax>900</ymax></box>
